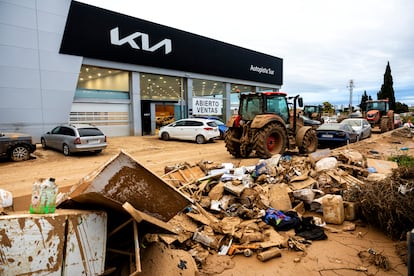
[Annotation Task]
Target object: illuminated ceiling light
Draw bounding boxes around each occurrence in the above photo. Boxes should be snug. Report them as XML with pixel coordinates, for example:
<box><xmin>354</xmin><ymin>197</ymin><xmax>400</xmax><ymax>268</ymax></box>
<box><xmin>80</xmin><ymin>78</ymin><xmax>84</xmax><ymax>81</ymax></box>
<box><xmin>148</xmin><ymin>79</ymin><xmax>151</xmax><ymax>82</ymax></box>
<box><xmin>108</xmin><ymin>70</ymin><xmax>112</xmax><ymax>74</ymax></box>
<box><xmin>97</xmin><ymin>73</ymin><xmax>101</xmax><ymax>76</ymax></box>
<box><xmin>88</xmin><ymin>75</ymin><xmax>92</xmax><ymax>78</ymax></box>
<box><xmin>85</xmin><ymin>68</ymin><xmax>89</xmax><ymax>72</ymax></box>
<box><xmin>159</xmin><ymin>76</ymin><xmax>163</xmax><ymax>79</ymax></box>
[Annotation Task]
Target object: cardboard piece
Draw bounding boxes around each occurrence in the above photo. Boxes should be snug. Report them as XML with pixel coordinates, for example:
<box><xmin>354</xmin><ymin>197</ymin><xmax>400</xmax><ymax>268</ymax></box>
<box><xmin>60</xmin><ymin>150</ymin><xmax>192</xmax><ymax>222</ymax></box>
<box><xmin>366</xmin><ymin>158</ymin><xmax>398</xmax><ymax>175</ymax></box>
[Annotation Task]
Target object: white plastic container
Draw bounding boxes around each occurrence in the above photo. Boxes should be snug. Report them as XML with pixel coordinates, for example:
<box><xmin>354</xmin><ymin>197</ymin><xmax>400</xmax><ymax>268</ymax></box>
<box><xmin>30</xmin><ymin>177</ymin><xmax>58</xmax><ymax>214</ymax></box>
<box><xmin>322</xmin><ymin>194</ymin><xmax>344</xmax><ymax>225</ymax></box>
<box><xmin>0</xmin><ymin>189</ymin><xmax>13</xmax><ymax>208</ymax></box>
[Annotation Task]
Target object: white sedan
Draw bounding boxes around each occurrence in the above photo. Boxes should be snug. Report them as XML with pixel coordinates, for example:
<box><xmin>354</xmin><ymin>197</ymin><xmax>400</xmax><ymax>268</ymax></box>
<box><xmin>340</xmin><ymin>118</ymin><xmax>372</xmax><ymax>141</ymax></box>
<box><xmin>158</xmin><ymin>118</ymin><xmax>220</xmax><ymax>144</ymax></box>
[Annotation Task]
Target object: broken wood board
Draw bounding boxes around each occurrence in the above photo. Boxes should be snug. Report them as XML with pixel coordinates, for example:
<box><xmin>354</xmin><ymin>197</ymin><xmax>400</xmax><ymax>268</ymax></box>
<box><xmin>123</xmin><ymin>202</ymin><xmax>177</xmax><ymax>234</ymax></box>
<box><xmin>186</xmin><ymin>212</ymin><xmax>211</xmax><ymax>226</ymax></box>
<box><xmin>60</xmin><ymin>150</ymin><xmax>192</xmax><ymax>222</ymax></box>
<box><xmin>162</xmin><ymin>165</ymin><xmax>205</xmax><ymax>187</ymax></box>
<box><xmin>289</xmin><ymin>177</ymin><xmax>317</xmax><ymax>190</ymax></box>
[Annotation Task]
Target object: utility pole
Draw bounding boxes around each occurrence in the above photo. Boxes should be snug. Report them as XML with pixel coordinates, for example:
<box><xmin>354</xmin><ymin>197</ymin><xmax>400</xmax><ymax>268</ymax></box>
<box><xmin>348</xmin><ymin>80</ymin><xmax>354</xmax><ymax>113</ymax></box>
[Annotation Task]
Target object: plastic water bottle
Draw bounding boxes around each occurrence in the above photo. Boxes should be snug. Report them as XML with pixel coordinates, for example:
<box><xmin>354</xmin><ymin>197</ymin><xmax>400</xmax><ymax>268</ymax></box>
<box><xmin>30</xmin><ymin>178</ymin><xmax>58</xmax><ymax>214</ymax></box>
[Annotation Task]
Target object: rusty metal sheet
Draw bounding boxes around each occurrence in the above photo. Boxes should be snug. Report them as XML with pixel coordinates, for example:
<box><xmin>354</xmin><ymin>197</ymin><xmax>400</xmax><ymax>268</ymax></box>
<box><xmin>0</xmin><ymin>210</ymin><xmax>107</xmax><ymax>275</ymax></box>
<box><xmin>64</xmin><ymin>150</ymin><xmax>193</xmax><ymax>222</ymax></box>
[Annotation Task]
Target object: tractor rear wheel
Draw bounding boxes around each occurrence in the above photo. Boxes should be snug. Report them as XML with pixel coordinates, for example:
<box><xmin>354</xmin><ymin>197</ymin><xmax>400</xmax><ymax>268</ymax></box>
<box><xmin>254</xmin><ymin>123</ymin><xmax>287</xmax><ymax>159</ymax></box>
<box><xmin>224</xmin><ymin>128</ymin><xmax>242</xmax><ymax>158</ymax></box>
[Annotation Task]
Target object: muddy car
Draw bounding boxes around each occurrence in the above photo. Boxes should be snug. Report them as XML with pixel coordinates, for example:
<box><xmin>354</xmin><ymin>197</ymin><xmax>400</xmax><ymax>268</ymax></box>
<box><xmin>0</xmin><ymin>132</ymin><xmax>36</xmax><ymax>161</ymax></box>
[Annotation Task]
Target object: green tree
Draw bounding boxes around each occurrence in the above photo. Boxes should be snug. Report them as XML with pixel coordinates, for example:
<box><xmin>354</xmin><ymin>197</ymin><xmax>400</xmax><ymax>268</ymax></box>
<box><xmin>322</xmin><ymin>102</ymin><xmax>334</xmax><ymax>114</ymax></box>
<box><xmin>377</xmin><ymin>61</ymin><xmax>396</xmax><ymax>110</ymax></box>
<box><xmin>395</xmin><ymin>102</ymin><xmax>409</xmax><ymax>113</ymax></box>
<box><xmin>359</xmin><ymin>90</ymin><xmax>369</xmax><ymax>111</ymax></box>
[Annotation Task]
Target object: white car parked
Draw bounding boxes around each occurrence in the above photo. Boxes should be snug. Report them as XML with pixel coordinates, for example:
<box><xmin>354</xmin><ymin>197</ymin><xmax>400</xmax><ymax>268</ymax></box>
<box><xmin>158</xmin><ymin>118</ymin><xmax>220</xmax><ymax>144</ymax></box>
<box><xmin>340</xmin><ymin>118</ymin><xmax>372</xmax><ymax>141</ymax></box>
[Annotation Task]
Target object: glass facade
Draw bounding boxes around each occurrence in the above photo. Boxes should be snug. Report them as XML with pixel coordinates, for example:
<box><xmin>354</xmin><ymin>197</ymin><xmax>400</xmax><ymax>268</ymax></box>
<box><xmin>76</xmin><ymin>65</ymin><xmax>130</xmax><ymax>99</ymax></box>
<box><xmin>140</xmin><ymin>73</ymin><xmax>182</xmax><ymax>101</ymax></box>
<box><xmin>72</xmin><ymin>65</ymin><xmax>280</xmax><ymax>136</ymax></box>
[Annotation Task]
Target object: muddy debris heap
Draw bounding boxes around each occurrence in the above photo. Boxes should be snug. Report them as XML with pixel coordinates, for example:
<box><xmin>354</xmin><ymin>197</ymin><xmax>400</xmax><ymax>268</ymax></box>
<box><xmin>157</xmin><ymin>145</ymin><xmax>412</xmax><ymax>272</ymax></box>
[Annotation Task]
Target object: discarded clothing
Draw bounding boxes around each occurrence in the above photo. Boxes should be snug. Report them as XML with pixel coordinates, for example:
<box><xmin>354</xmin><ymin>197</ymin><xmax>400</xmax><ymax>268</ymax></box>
<box><xmin>263</xmin><ymin>208</ymin><xmax>300</xmax><ymax>231</ymax></box>
<box><xmin>295</xmin><ymin>216</ymin><xmax>327</xmax><ymax>240</ymax></box>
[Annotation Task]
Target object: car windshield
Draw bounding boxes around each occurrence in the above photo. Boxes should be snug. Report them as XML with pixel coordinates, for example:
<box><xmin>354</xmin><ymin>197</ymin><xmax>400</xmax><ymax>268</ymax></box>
<box><xmin>213</xmin><ymin>119</ymin><xmax>224</xmax><ymax>125</ymax></box>
<box><xmin>342</xmin><ymin>120</ymin><xmax>361</xmax><ymax>127</ymax></box>
<box><xmin>207</xmin><ymin>121</ymin><xmax>218</xmax><ymax>127</ymax></box>
<box><xmin>78</xmin><ymin>128</ymin><xmax>104</xmax><ymax>137</ymax></box>
<box><xmin>318</xmin><ymin>123</ymin><xmax>348</xmax><ymax>131</ymax></box>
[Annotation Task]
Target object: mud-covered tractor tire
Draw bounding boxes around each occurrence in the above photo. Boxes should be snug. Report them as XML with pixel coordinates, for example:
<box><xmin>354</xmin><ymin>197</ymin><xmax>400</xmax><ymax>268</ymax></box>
<box><xmin>224</xmin><ymin>128</ymin><xmax>242</xmax><ymax>158</ymax></box>
<box><xmin>380</xmin><ymin>117</ymin><xmax>389</xmax><ymax>133</ymax></box>
<box><xmin>298</xmin><ymin>129</ymin><xmax>318</xmax><ymax>154</ymax></box>
<box><xmin>254</xmin><ymin>123</ymin><xmax>287</xmax><ymax>159</ymax></box>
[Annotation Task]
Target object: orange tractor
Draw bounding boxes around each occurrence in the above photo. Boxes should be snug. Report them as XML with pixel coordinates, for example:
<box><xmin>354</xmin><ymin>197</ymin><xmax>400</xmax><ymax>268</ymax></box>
<box><xmin>365</xmin><ymin>99</ymin><xmax>394</xmax><ymax>133</ymax></box>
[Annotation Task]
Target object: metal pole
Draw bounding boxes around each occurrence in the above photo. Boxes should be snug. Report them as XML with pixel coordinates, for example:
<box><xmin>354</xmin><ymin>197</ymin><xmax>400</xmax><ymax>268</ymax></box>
<box><xmin>348</xmin><ymin>80</ymin><xmax>354</xmax><ymax>113</ymax></box>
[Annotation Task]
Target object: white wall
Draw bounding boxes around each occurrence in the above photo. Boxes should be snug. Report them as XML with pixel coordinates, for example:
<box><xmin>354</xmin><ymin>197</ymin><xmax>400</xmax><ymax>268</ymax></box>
<box><xmin>0</xmin><ymin>0</ymin><xmax>82</xmax><ymax>142</ymax></box>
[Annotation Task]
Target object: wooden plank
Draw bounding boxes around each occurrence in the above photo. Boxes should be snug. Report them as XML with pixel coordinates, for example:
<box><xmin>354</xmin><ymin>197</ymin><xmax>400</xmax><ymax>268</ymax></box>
<box><xmin>132</xmin><ymin>221</ymin><xmax>141</xmax><ymax>274</ymax></box>
<box><xmin>122</xmin><ymin>202</ymin><xmax>177</xmax><ymax>234</ymax></box>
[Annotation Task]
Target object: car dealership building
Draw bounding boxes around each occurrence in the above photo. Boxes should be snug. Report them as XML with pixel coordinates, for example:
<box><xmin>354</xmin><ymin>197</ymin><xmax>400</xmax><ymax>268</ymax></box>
<box><xmin>0</xmin><ymin>0</ymin><xmax>283</xmax><ymax>142</ymax></box>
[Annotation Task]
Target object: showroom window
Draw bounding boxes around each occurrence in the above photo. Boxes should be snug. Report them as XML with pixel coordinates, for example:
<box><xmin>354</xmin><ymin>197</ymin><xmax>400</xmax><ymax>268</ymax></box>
<box><xmin>76</xmin><ymin>65</ymin><xmax>130</xmax><ymax>99</ymax></box>
<box><xmin>230</xmin><ymin>84</ymin><xmax>255</xmax><ymax>113</ymax></box>
<box><xmin>192</xmin><ymin>79</ymin><xmax>225</xmax><ymax>118</ymax></box>
<box><xmin>193</xmin><ymin>79</ymin><xmax>225</xmax><ymax>97</ymax></box>
<box><xmin>140</xmin><ymin>73</ymin><xmax>182</xmax><ymax>101</ymax></box>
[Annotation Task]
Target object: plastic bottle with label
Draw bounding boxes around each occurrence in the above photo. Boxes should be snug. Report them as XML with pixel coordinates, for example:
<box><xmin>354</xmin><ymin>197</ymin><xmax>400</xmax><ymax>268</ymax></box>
<box><xmin>29</xmin><ymin>177</ymin><xmax>58</xmax><ymax>214</ymax></box>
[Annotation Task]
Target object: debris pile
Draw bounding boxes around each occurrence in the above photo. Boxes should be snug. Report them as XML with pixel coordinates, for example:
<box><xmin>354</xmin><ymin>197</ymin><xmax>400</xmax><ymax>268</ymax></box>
<box><xmin>153</xmin><ymin>147</ymin><xmax>403</xmax><ymax>272</ymax></box>
<box><xmin>3</xmin><ymin>144</ymin><xmax>412</xmax><ymax>274</ymax></box>
<box><xmin>354</xmin><ymin>166</ymin><xmax>414</xmax><ymax>240</ymax></box>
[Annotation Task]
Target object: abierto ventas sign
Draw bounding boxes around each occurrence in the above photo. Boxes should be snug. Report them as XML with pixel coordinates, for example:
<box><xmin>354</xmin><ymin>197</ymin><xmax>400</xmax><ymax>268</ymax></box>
<box><xmin>192</xmin><ymin>98</ymin><xmax>223</xmax><ymax>115</ymax></box>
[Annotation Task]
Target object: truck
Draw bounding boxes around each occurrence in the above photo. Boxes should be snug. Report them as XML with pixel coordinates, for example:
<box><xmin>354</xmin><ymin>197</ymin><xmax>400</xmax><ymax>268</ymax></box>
<box><xmin>365</xmin><ymin>99</ymin><xmax>394</xmax><ymax>133</ymax></box>
<box><xmin>224</xmin><ymin>91</ymin><xmax>318</xmax><ymax>159</ymax></box>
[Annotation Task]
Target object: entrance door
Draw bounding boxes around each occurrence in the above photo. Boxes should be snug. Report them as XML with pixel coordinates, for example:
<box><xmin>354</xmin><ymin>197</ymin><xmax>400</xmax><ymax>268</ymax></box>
<box><xmin>141</xmin><ymin>101</ymin><xmax>152</xmax><ymax>135</ymax></box>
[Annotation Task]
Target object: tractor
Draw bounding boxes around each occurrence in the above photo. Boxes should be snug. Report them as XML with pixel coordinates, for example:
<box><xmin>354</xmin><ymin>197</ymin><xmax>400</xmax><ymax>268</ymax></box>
<box><xmin>365</xmin><ymin>99</ymin><xmax>394</xmax><ymax>133</ymax></box>
<box><xmin>225</xmin><ymin>91</ymin><xmax>318</xmax><ymax>159</ymax></box>
<box><xmin>303</xmin><ymin>104</ymin><xmax>324</xmax><ymax>123</ymax></box>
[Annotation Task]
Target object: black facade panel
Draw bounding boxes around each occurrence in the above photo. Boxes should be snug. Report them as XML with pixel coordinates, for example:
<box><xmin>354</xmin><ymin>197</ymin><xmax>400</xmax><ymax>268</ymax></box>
<box><xmin>60</xmin><ymin>1</ymin><xmax>283</xmax><ymax>85</ymax></box>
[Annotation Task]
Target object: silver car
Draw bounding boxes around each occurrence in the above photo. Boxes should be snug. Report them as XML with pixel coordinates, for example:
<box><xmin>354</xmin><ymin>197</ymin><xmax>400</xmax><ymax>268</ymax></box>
<box><xmin>41</xmin><ymin>124</ymin><xmax>107</xmax><ymax>156</ymax></box>
<box><xmin>340</xmin><ymin>118</ymin><xmax>372</xmax><ymax>141</ymax></box>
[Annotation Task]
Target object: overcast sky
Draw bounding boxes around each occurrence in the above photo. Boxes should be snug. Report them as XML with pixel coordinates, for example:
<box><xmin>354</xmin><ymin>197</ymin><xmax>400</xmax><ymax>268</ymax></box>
<box><xmin>78</xmin><ymin>0</ymin><xmax>414</xmax><ymax>107</ymax></box>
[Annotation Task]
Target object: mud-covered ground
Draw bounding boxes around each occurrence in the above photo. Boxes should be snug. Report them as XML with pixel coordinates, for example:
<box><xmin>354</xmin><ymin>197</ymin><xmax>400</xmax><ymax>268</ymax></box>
<box><xmin>1</xmin><ymin>128</ymin><xmax>413</xmax><ymax>275</ymax></box>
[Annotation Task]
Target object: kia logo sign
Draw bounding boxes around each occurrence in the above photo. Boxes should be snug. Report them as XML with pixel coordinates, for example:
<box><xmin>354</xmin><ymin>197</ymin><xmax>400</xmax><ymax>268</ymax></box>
<box><xmin>110</xmin><ymin>27</ymin><xmax>172</xmax><ymax>54</ymax></box>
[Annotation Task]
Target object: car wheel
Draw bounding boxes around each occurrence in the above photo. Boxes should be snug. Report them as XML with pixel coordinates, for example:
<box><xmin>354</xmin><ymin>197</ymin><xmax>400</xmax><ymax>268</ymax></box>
<box><xmin>41</xmin><ymin>138</ymin><xmax>47</xmax><ymax>149</ymax></box>
<box><xmin>10</xmin><ymin>145</ymin><xmax>30</xmax><ymax>161</ymax></box>
<box><xmin>63</xmin><ymin>144</ymin><xmax>70</xmax><ymax>156</ymax></box>
<box><xmin>195</xmin><ymin>135</ymin><xmax>206</xmax><ymax>144</ymax></box>
<box><xmin>161</xmin><ymin>132</ymin><xmax>170</xmax><ymax>141</ymax></box>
